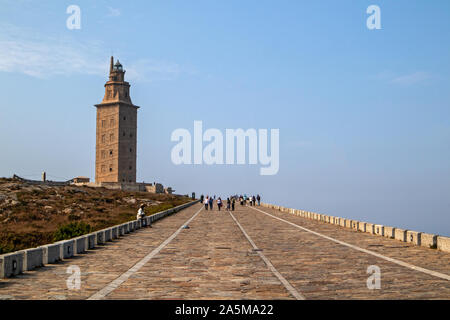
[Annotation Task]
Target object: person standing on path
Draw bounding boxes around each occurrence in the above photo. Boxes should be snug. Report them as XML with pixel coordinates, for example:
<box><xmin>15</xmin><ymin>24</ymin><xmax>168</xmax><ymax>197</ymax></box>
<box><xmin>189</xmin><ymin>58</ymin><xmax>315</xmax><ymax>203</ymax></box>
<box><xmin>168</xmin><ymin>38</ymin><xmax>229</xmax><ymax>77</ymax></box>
<box><xmin>257</xmin><ymin>194</ymin><xmax>261</xmax><ymax>206</ymax></box>
<box><xmin>217</xmin><ymin>197</ymin><xmax>223</xmax><ymax>211</ymax></box>
<box><xmin>231</xmin><ymin>198</ymin><xmax>235</xmax><ymax>211</ymax></box>
<box><xmin>200</xmin><ymin>194</ymin><xmax>204</xmax><ymax>205</ymax></box>
<box><xmin>226</xmin><ymin>198</ymin><xmax>231</xmax><ymax>210</ymax></box>
<box><xmin>204</xmin><ymin>196</ymin><xmax>209</xmax><ymax>211</ymax></box>
<box><xmin>209</xmin><ymin>196</ymin><xmax>213</xmax><ymax>210</ymax></box>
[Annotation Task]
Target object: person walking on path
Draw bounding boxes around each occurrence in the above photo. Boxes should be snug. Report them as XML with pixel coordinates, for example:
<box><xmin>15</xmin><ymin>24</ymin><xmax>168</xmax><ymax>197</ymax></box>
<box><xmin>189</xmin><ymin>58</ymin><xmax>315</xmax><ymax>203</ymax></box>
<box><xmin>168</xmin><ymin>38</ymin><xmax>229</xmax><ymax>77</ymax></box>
<box><xmin>217</xmin><ymin>197</ymin><xmax>223</xmax><ymax>211</ymax></box>
<box><xmin>200</xmin><ymin>194</ymin><xmax>204</xmax><ymax>204</ymax></box>
<box><xmin>257</xmin><ymin>194</ymin><xmax>261</xmax><ymax>206</ymax></box>
<box><xmin>252</xmin><ymin>195</ymin><xmax>256</xmax><ymax>206</ymax></box>
<box><xmin>226</xmin><ymin>198</ymin><xmax>231</xmax><ymax>210</ymax></box>
<box><xmin>204</xmin><ymin>196</ymin><xmax>209</xmax><ymax>211</ymax></box>
<box><xmin>209</xmin><ymin>196</ymin><xmax>213</xmax><ymax>210</ymax></box>
<box><xmin>232</xmin><ymin>198</ymin><xmax>235</xmax><ymax>211</ymax></box>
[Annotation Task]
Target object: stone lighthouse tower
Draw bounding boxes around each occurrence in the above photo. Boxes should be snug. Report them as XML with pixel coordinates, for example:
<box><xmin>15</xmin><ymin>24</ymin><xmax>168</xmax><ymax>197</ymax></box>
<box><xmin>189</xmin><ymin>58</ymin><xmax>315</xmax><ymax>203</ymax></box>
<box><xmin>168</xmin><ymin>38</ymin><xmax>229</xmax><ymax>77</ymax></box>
<box><xmin>95</xmin><ymin>57</ymin><xmax>139</xmax><ymax>183</ymax></box>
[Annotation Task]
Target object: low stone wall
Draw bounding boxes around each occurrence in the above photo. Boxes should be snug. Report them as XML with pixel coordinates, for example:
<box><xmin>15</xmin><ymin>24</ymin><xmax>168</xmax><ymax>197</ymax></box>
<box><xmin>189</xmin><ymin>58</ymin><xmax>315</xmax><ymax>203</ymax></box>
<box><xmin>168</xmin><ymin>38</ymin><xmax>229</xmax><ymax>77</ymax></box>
<box><xmin>260</xmin><ymin>203</ymin><xmax>450</xmax><ymax>254</ymax></box>
<box><xmin>0</xmin><ymin>200</ymin><xmax>199</xmax><ymax>278</ymax></box>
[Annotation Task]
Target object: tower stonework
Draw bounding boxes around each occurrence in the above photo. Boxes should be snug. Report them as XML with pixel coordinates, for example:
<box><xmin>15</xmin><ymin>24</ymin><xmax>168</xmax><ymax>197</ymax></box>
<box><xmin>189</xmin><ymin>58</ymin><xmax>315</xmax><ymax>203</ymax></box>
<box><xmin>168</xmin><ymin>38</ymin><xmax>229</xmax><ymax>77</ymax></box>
<box><xmin>95</xmin><ymin>57</ymin><xmax>139</xmax><ymax>183</ymax></box>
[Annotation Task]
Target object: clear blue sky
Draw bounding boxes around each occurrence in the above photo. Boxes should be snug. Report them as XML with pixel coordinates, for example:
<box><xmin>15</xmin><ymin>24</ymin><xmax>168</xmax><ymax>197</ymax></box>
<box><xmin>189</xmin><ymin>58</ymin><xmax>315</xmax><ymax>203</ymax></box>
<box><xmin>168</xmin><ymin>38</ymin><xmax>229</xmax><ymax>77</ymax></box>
<box><xmin>1</xmin><ymin>1</ymin><xmax>449</xmax><ymax>236</ymax></box>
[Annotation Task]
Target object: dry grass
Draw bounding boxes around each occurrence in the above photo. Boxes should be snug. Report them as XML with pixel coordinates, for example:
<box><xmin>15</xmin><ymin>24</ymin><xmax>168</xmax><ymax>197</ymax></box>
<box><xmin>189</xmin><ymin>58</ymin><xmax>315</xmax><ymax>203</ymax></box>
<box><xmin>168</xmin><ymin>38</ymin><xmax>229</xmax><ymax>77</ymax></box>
<box><xmin>0</xmin><ymin>178</ymin><xmax>191</xmax><ymax>254</ymax></box>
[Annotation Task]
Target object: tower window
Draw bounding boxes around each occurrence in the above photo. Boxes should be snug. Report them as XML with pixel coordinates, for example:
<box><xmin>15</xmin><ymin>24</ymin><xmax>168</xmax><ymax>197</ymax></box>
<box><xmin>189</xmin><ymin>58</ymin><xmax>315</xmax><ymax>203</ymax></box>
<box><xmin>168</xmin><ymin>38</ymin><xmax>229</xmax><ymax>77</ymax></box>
<box><xmin>101</xmin><ymin>150</ymin><xmax>106</xmax><ymax>159</ymax></box>
<box><xmin>123</xmin><ymin>116</ymin><xmax>126</xmax><ymax>121</ymax></box>
<box><xmin>129</xmin><ymin>166</ymin><xmax>132</xmax><ymax>170</ymax></box>
<box><xmin>123</xmin><ymin>132</ymin><xmax>126</xmax><ymax>137</ymax></box>
<box><xmin>110</xmin><ymin>133</ymin><xmax>114</xmax><ymax>141</ymax></box>
<box><xmin>109</xmin><ymin>150</ymin><xmax>113</xmax><ymax>156</ymax></box>
<box><xmin>102</xmin><ymin>120</ymin><xmax>106</xmax><ymax>128</ymax></box>
<box><xmin>130</xmin><ymin>133</ymin><xmax>133</xmax><ymax>138</ymax></box>
<box><xmin>109</xmin><ymin>166</ymin><xmax>113</xmax><ymax>172</ymax></box>
<box><xmin>130</xmin><ymin>148</ymin><xmax>132</xmax><ymax>153</ymax></box>
<box><xmin>101</xmin><ymin>135</ymin><xmax>106</xmax><ymax>143</ymax></box>
<box><xmin>101</xmin><ymin>165</ymin><xmax>106</xmax><ymax>173</ymax></box>
<box><xmin>110</xmin><ymin>118</ymin><xmax>114</xmax><ymax>126</ymax></box>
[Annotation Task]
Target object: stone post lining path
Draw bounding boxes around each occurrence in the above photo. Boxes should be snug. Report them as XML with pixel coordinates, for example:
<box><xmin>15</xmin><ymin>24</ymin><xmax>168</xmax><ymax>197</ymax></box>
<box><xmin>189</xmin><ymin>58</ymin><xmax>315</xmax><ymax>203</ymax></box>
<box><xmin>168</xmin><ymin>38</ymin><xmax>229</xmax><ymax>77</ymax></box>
<box><xmin>0</xmin><ymin>202</ymin><xmax>449</xmax><ymax>300</ymax></box>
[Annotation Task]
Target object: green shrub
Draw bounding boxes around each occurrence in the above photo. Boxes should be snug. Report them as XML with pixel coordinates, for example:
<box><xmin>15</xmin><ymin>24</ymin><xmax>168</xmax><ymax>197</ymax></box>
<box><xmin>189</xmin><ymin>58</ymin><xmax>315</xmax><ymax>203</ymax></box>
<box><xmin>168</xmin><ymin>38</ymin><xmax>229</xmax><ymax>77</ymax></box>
<box><xmin>53</xmin><ymin>222</ymin><xmax>92</xmax><ymax>241</ymax></box>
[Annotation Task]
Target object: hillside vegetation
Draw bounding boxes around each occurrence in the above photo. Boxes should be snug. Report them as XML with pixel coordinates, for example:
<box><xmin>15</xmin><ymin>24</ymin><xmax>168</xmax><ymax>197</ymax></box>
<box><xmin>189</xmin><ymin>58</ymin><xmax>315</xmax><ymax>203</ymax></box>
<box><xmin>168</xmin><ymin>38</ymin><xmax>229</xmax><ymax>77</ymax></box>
<box><xmin>0</xmin><ymin>178</ymin><xmax>191</xmax><ymax>254</ymax></box>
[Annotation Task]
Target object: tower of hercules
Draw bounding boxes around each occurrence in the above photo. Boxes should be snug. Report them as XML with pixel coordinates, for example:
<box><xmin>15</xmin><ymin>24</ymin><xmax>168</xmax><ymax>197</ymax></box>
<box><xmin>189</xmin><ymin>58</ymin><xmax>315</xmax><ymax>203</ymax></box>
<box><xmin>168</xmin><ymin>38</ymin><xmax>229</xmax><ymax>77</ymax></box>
<box><xmin>95</xmin><ymin>57</ymin><xmax>139</xmax><ymax>183</ymax></box>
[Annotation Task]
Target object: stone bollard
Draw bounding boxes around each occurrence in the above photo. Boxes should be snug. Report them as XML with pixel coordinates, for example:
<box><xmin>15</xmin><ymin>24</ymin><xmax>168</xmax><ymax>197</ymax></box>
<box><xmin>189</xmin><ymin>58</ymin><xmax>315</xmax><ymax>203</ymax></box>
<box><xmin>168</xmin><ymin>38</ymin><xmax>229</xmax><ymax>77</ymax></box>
<box><xmin>374</xmin><ymin>225</ymin><xmax>384</xmax><ymax>236</ymax></box>
<box><xmin>118</xmin><ymin>225</ymin><xmax>125</xmax><ymax>236</ymax></box>
<box><xmin>87</xmin><ymin>234</ymin><xmax>96</xmax><ymax>249</ymax></box>
<box><xmin>111</xmin><ymin>227</ymin><xmax>119</xmax><ymax>239</ymax></box>
<box><xmin>59</xmin><ymin>240</ymin><xmax>75</xmax><ymax>259</ymax></box>
<box><xmin>23</xmin><ymin>248</ymin><xmax>44</xmax><ymax>271</ymax></box>
<box><xmin>406</xmin><ymin>231</ymin><xmax>421</xmax><ymax>246</ymax></box>
<box><xmin>104</xmin><ymin>228</ymin><xmax>112</xmax><ymax>242</ymax></box>
<box><xmin>345</xmin><ymin>220</ymin><xmax>352</xmax><ymax>229</ymax></box>
<box><xmin>365</xmin><ymin>223</ymin><xmax>375</xmax><ymax>234</ymax></box>
<box><xmin>358</xmin><ymin>222</ymin><xmax>366</xmax><ymax>232</ymax></box>
<box><xmin>384</xmin><ymin>226</ymin><xmax>395</xmax><ymax>239</ymax></box>
<box><xmin>394</xmin><ymin>229</ymin><xmax>407</xmax><ymax>242</ymax></box>
<box><xmin>421</xmin><ymin>233</ymin><xmax>437</xmax><ymax>249</ymax></box>
<box><xmin>40</xmin><ymin>243</ymin><xmax>61</xmax><ymax>264</ymax></box>
<box><xmin>96</xmin><ymin>230</ymin><xmax>106</xmax><ymax>245</ymax></box>
<box><xmin>74</xmin><ymin>236</ymin><xmax>87</xmax><ymax>254</ymax></box>
<box><xmin>437</xmin><ymin>236</ymin><xmax>450</xmax><ymax>253</ymax></box>
<box><xmin>0</xmin><ymin>252</ymin><xmax>23</xmax><ymax>278</ymax></box>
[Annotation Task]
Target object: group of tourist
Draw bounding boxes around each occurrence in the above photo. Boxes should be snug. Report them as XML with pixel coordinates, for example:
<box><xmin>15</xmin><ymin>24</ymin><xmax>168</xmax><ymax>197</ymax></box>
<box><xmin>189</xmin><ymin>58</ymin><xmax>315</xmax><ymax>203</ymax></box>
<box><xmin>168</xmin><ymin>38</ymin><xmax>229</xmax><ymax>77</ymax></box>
<box><xmin>236</xmin><ymin>194</ymin><xmax>261</xmax><ymax>206</ymax></box>
<box><xmin>199</xmin><ymin>194</ymin><xmax>261</xmax><ymax>211</ymax></box>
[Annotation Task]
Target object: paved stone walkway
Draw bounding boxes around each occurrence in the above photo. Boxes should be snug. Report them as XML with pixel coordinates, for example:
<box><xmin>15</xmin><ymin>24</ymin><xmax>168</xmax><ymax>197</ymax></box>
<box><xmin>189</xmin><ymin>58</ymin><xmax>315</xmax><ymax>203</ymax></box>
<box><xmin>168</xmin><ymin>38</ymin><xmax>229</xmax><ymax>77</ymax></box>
<box><xmin>0</xmin><ymin>203</ymin><xmax>449</xmax><ymax>299</ymax></box>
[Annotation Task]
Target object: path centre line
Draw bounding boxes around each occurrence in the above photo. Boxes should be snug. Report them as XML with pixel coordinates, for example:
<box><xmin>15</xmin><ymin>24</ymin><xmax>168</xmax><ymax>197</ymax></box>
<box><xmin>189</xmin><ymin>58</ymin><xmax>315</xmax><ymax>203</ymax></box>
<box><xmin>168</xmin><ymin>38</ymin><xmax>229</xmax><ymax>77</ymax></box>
<box><xmin>228</xmin><ymin>210</ymin><xmax>306</xmax><ymax>300</ymax></box>
<box><xmin>249</xmin><ymin>206</ymin><xmax>450</xmax><ymax>281</ymax></box>
<box><xmin>88</xmin><ymin>206</ymin><xmax>204</xmax><ymax>300</ymax></box>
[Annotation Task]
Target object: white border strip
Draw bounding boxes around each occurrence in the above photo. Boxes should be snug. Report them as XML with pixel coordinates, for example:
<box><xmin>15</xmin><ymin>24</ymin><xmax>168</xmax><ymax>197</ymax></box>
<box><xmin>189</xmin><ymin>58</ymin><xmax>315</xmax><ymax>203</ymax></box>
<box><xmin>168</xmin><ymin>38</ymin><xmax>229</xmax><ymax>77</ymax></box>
<box><xmin>228</xmin><ymin>211</ymin><xmax>305</xmax><ymax>300</ymax></box>
<box><xmin>250</xmin><ymin>206</ymin><xmax>450</xmax><ymax>281</ymax></box>
<box><xmin>88</xmin><ymin>206</ymin><xmax>203</xmax><ymax>300</ymax></box>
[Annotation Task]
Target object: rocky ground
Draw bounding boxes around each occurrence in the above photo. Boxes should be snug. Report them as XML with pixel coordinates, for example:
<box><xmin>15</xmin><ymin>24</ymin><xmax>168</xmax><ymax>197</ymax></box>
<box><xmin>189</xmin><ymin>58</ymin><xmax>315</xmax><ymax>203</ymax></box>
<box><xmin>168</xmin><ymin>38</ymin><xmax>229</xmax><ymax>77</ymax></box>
<box><xmin>0</xmin><ymin>178</ymin><xmax>191</xmax><ymax>254</ymax></box>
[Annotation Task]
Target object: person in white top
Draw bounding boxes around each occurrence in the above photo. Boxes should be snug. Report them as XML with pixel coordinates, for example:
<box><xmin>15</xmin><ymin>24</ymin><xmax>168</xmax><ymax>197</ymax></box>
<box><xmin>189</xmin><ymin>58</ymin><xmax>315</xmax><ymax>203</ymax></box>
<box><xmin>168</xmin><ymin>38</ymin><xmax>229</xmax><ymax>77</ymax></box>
<box><xmin>137</xmin><ymin>204</ymin><xmax>145</xmax><ymax>219</ymax></box>
<box><xmin>204</xmin><ymin>196</ymin><xmax>209</xmax><ymax>210</ymax></box>
<box><xmin>217</xmin><ymin>197</ymin><xmax>222</xmax><ymax>211</ymax></box>
<box><xmin>137</xmin><ymin>204</ymin><xmax>152</xmax><ymax>227</ymax></box>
